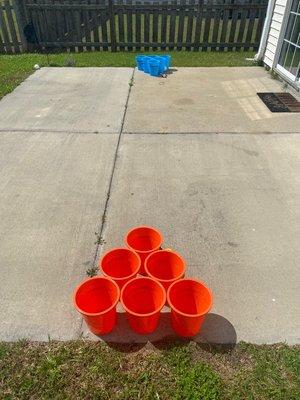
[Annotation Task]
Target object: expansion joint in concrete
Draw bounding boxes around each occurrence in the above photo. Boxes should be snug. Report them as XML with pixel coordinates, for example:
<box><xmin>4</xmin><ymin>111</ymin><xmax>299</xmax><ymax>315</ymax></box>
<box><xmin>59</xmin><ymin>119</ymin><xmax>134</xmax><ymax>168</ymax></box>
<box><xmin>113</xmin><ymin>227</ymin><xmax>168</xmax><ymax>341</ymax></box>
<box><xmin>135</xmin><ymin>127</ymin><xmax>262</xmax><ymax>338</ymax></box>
<box><xmin>91</xmin><ymin>69</ymin><xmax>136</xmax><ymax>268</ymax></box>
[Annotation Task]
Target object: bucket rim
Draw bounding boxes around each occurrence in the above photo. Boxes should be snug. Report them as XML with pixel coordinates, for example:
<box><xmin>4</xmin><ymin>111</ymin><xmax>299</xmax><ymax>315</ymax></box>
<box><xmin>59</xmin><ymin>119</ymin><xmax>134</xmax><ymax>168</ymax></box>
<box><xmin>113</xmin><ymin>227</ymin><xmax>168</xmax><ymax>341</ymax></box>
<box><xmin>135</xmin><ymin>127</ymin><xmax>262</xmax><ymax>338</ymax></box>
<box><xmin>167</xmin><ymin>278</ymin><xmax>213</xmax><ymax>317</ymax></box>
<box><xmin>121</xmin><ymin>277</ymin><xmax>166</xmax><ymax>317</ymax></box>
<box><xmin>125</xmin><ymin>225</ymin><xmax>163</xmax><ymax>254</ymax></box>
<box><xmin>73</xmin><ymin>276</ymin><xmax>120</xmax><ymax>317</ymax></box>
<box><xmin>99</xmin><ymin>247</ymin><xmax>141</xmax><ymax>280</ymax></box>
<box><xmin>144</xmin><ymin>249</ymin><xmax>186</xmax><ymax>283</ymax></box>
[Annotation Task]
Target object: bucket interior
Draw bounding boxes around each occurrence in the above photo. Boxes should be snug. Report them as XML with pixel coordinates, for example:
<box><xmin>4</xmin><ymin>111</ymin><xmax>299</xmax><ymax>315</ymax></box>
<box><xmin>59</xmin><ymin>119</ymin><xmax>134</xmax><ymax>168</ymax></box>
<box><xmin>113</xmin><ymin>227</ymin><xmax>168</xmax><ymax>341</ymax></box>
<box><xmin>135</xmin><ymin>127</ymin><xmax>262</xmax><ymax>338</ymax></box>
<box><xmin>75</xmin><ymin>278</ymin><xmax>119</xmax><ymax>314</ymax></box>
<box><xmin>122</xmin><ymin>279</ymin><xmax>165</xmax><ymax>314</ymax></box>
<box><xmin>146</xmin><ymin>251</ymin><xmax>184</xmax><ymax>280</ymax></box>
<box><xmin>101</xmin><ymin>249</ymin><xmax>140</xmax><ymax>278</ymax></box>
<box><xmin>126</xmin><ymin>227</ymin><xmax>162</xmax><ymax>252</ymax></box>
<box><xmin>169</xmin><ymin>280</ymin><xmax>212</xmax><ymax>316</ymax></box>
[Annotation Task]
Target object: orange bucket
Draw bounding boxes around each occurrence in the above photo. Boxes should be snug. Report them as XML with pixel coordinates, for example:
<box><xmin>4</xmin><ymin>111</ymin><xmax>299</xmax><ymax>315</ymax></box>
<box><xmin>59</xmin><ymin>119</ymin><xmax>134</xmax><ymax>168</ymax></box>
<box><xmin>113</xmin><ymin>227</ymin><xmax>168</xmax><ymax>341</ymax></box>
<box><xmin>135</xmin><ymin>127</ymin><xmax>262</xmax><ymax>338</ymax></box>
<box><xmin>121</xmin><ymin>277</ymin><xmax>166</xmax><ymax>334</ymax></box>
<box><xmin>99</xmin><ymin>248</ymin><xmax>141</xmax><ymax>289</ymax></box>
<box><xmin>145</xmin><ymin>249</ymin><xmax>186</xmax><ymax>290</ymax></box>
<box><xmin>73</xmin><ymin>276</ymin><xmax>120</xmax><ymax>335</ymax></box>
<box><xmin>167</xmin><ymin>278</ymin><xmax>213</xmax><ymax>337</ymax></box>
<box><xmin>125</xmin><ymin>226</ymin><xmax>163</xmax><ymax>274</ymax></box>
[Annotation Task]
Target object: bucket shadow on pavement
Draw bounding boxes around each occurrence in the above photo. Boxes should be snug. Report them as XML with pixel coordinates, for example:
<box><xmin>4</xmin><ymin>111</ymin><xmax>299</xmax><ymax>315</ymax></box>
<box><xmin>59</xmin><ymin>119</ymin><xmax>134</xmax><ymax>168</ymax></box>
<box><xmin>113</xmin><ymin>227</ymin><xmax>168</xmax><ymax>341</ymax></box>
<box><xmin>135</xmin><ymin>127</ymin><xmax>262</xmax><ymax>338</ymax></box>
<box><xmin>96</xmin><ymin>312</ymin><xmax>236</xmax><ymax>352</ymax></box>
<box><xmin>197</xmin><ymin>313</ymin><xmax>237</xmax><ymax>345</ymax></box>
<box><xmin>165</xmin><ymin>68</ymin><xmax>178</xmax><ymax>75</ymax></box>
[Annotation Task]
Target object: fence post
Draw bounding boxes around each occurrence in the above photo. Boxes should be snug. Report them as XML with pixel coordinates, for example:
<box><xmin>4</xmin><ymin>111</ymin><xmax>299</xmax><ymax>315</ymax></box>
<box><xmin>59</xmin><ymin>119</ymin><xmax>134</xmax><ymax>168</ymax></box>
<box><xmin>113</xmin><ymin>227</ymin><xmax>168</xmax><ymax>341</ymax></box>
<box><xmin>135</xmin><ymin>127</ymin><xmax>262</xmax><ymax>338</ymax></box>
<box><xmin>108</xmin><ymin>0</ymin><xmax>117</xmax><ymax>52</ymax></box>
<box><xmin>13</xmin><ymin>0</ymin><xmax>28</xmax><ymax>52</ymax></box>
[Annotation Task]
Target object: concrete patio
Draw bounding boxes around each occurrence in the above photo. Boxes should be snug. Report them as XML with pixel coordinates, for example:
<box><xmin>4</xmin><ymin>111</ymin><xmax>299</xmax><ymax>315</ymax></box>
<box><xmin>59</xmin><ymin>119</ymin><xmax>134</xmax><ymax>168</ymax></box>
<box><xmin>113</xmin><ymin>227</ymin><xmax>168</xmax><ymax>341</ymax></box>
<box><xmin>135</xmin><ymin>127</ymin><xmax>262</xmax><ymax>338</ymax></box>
<box><xmin>124</xmin><ymin>67</ymin><xmax>300</xmax><ymax>134</ymax></box>
<box><xmin>0</xmin><ymin>66</ymin><xmax>299</xmax><ymax>344</ymax></box>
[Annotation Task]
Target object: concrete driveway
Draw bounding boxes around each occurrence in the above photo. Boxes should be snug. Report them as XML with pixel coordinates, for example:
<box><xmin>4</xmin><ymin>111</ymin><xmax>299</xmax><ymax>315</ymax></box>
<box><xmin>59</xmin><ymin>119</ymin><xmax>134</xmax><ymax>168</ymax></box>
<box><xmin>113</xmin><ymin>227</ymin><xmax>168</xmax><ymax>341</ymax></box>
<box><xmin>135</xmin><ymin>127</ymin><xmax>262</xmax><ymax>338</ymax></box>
<box><xmin>0</xmin><ymin>66</ymin><xmax>299</xmax><ymax>344</ymax></box>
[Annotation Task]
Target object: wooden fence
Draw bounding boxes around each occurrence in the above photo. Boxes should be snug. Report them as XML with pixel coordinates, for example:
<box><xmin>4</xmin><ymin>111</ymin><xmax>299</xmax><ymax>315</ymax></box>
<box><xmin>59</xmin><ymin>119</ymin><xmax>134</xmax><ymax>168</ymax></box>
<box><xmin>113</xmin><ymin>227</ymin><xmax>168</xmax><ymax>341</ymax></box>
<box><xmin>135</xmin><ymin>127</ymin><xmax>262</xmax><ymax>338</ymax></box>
<box><xmin>1</xmin><ymin>0</ymin><xmax>268</xmax><ymax>54</ymax></box>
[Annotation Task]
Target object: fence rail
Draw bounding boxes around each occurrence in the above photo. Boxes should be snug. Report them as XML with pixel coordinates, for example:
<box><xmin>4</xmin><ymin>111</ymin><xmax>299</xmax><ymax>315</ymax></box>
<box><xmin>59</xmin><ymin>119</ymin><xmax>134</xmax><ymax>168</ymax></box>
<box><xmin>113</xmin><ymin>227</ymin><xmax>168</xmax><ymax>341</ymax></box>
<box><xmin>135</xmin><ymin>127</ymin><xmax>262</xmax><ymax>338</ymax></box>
<box><xmin>1</xmin><ymin>0</ymin><xmax>268</xmax><ymax>54</ymax></box>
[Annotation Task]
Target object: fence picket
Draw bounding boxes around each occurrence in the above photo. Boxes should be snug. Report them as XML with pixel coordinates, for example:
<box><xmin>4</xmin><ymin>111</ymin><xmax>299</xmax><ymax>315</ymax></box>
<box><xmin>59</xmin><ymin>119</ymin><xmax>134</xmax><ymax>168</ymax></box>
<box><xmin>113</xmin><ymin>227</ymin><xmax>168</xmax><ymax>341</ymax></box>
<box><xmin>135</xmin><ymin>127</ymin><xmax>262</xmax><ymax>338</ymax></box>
<box><xmin>244</xmin><ymin>6</ymin><xmax>256</xmax><ymax>51</ymax></box>
<box><xmin>0</xmin><ymin>2</ymin><xmax>12</xmax><ymax>52</ymax></box>
<box><xmin>219</xmin><ymin>4</ymin><xmax>229</xmax><ymax>51</ymax></box>
<box><xmin>135</xmin><ymin>0</ymin><xmax>141</xmax><ymax>51</ymax></box>
<box><xmin>236</xmin><ymin>6</ymin><xmax>247</xmax><ymax>50</ymax></box>
<box><xmin>169</xmin><ymin>0</ymin><xmax>176</xmax><ymax>50</ymax></box>
<box><xmin>177</xmin><ymin>0</ymin><xmax>185</xmax><ymax>50</ymax></box>
<box><xmin>100</xmin><ymin>3</ymin><xmax>108</xmax><ymax>50</ymax></box>
<box><xmin>255</xmin><ymin>6</ymin><xmax>266</xmax><ymax>46</ymax></box>
<box><xmin>228</xmin><ymin>6</ymin><xmax>239</xmax><ymax>50</ymax></box>
<box><xmin>0</xmin><ymin>29</ymin><xmax>4</xmax><ymax>52</ymax></box>
<box><xmin>4</xmin><ymin>0</ymin><xmax>19</xmax><ymax>52</ymax></box>
<box><xmin>202</xmin><ymin>0</ymin><xmax>213</xmax><ymax>51</ymax></box>
<box><xmin>193</xmin><ymin>0</ymin><xmax>204</xmax><ymax>51</ymax></box>
<box><xmin>116</xmin><ymin>0</ymin><xmax>124</xmax><ymax>50</ymax></box>
<box><xmin>185</xmin><ymin>0</ymin><xmax>195</xmax><ymax>51</ymax></box>
<box><xmin>152</xmin><ymin>0</ymin><xmax>158</xmax><ymax>50</ymax></box>
<box><xmin>211</xmin><ymin>4</ymin><xmax>220</xmax><ymax>49</ymax></box>
<box><xmin>89</xmin><ymin>0</ymin><xmax>100</xmax><ymax>51</ymax></box>
<box><xmin>144</xmin><ymin>2</ymin><xmax>149</xmax><ymax>51</ymax></box>
<box><xmin>161</xmin><ymin>0</ymin><xmax>167</xmax><ymax>49</ymax></box>
<box><xmin>126</xmin><ymin>0</ymin><xmax>132</xmax><ymax>50</ymax></box>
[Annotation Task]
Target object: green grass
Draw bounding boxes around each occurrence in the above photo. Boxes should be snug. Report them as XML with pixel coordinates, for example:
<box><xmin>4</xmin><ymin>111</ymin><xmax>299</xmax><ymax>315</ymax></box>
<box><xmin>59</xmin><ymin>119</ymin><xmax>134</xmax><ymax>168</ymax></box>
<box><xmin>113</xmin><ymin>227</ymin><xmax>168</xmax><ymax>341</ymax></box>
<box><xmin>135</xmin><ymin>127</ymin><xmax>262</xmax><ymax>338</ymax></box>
<box><xmin>0</xmin><ymin>341</ymin><xmax>299</xmax><ymax>399</ymax></box>
<box><xmin>0</xmin><ymin>51</ymin><xmax>256</xmax><ymax>99</ymax></box>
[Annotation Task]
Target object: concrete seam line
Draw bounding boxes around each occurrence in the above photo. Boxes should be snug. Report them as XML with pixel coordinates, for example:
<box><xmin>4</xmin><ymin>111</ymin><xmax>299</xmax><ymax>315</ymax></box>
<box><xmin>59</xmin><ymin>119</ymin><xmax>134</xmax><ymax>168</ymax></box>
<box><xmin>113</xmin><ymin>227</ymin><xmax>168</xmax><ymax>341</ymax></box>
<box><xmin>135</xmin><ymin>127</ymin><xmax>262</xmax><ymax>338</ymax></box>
<box><xmin>124</xmin><ymin>131</ymin><xmax>300</xmax><ymax>135</ymax></box>
<box><xmin>0</xmin><ymin>129</ymin><xmax>120</xmax><ymax>135</ymax></box>
<box><xmin>91</xmin><ymin>68</ymin><xmax>136</xmax><ymax>269</ymax></box>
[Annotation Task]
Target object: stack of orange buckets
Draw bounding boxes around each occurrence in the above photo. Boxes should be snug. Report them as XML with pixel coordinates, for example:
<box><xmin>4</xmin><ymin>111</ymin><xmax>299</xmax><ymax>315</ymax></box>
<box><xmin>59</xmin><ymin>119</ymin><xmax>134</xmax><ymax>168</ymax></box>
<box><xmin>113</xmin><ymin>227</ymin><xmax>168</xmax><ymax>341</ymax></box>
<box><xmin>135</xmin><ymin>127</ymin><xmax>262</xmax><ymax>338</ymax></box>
<box><xmin>73</xmin><ymin>226</ymin><xmax>213</xmax><ymax>337</ymax></box>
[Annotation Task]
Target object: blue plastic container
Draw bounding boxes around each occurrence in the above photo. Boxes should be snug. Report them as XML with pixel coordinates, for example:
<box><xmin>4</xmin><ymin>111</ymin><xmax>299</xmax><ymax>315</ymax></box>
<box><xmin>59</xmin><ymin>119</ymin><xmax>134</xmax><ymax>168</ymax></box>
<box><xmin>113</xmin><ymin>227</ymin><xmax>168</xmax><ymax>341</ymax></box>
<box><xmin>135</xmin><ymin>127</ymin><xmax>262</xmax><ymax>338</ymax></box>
<box><xmin>135</xmin><ymin>55</ymin><xmax>145</xmax><ymax>71</ymax></box>
<box><xmin>152</xmin><ymin>56</ymin><xmax>166</xmax><ymax>74</ymax></box>
<box><xmin>143</xmin><ymin>56</ymin><xmax>152</xmax><ymax>74</ymax></box>
<box><xmin>148</xmin><ymin>59</ymin><xmax>160</xmax><ymax>77</ymax></box>
<box><xmin>161</xmin><ymin>55</ymin><xmax>171</xmax><ymax>69</ymax></box>
<box><xmin>135</xmin><ymin>54</ymin><xmax>171</xmax><ymax>76</ymax></box>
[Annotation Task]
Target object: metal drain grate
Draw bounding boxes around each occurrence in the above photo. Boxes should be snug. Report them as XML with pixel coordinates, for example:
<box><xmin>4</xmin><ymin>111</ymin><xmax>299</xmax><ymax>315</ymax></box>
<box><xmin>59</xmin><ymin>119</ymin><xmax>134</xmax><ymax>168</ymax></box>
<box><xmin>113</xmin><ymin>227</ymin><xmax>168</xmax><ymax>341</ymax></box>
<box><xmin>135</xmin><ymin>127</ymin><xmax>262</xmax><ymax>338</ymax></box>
<box><xmin>257</xmin><ymin>92</ymin><xmax>300</xmax><ymax>113</ymax></box>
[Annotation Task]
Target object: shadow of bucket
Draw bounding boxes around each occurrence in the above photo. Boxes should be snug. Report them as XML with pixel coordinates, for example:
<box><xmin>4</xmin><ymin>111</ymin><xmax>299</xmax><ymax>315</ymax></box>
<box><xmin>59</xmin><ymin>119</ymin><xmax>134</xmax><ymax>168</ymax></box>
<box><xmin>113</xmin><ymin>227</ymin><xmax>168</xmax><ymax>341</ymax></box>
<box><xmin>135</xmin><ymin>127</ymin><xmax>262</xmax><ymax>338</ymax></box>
<box><xmin>99</xmin><ymin>248</ymin><xmax>141</xmax><ymax>289</ymax></box>
<box><xmin>125</xmin><ymin>226</ymin><xmax>163</xmax><ymax>274</ymax></box>
<box><xmin>73</xmin><ymin>276</ymin><xmax>120</xmax><ymax>335</ymax></box>
<box><xmin>121</xmin><ymin>277</ymin><xmax>166</xmax><ymax>334</ymax></box>
<box><xmin>167</xmin><ymin>278</ymin><xmax>213</xmax><ymax>337</ymax></box>
<box><xmin>145</xmin><ymin>249</ymin><xmax>186</xmax><ymax>291</ymax></box>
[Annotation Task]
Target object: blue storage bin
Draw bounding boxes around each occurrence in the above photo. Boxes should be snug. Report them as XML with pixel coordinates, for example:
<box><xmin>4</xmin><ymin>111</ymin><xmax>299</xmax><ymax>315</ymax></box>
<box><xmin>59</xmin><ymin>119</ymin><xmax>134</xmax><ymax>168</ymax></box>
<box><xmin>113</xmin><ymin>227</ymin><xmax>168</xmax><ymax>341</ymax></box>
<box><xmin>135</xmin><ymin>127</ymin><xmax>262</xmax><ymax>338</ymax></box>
<box><xmin>143</xmin><ymin>56</ymin><xmax>152</xmax><ymax>74</ymax></box>
<box><xmin>135</xmin><ymin>54</ymin><xmax>171</xmax><ymax>77</ymax></box>
<box><xmin>135</xmin><ymin>55</ymin><xmax>145</xmax><ymax>71</ymax></box>
<box><xmin>148</xmin><ymin>59</ymin><xmax>160</xmax><ymax>77</ymax></box>
<box><xmin>161</xmin><ymin>55</ymin><xmax>171</xmax><ymax>69</ymax></box>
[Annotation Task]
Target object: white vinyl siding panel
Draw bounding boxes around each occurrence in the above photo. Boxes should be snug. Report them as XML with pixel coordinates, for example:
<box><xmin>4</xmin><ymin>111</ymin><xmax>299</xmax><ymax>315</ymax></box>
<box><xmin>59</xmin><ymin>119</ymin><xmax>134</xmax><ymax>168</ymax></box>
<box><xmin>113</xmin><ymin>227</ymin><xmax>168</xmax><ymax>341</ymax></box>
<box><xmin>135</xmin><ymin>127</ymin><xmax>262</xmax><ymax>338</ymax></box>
<box><xmin>273</xmin><ymin>4</ymin><xmax>285</xmax><ymax>15</ymax></box>
<box><xmin>275</xmin><ymin>0</ymin><xmax>288</xmax><ymax>6</ymax></box>
<box><xmin>272</xmin><ymin>12</ymin><xmax>284</xmax><ymax>24</ymax></box>
<box><xmin>268</xmin><ymin>35</ymin><xmax>279</xmax><ymax>46</ymax></box>
<box><xmin>263</xmin><ymin>0</ymin><xmax>287</xmax><ymax>67</ymax></box>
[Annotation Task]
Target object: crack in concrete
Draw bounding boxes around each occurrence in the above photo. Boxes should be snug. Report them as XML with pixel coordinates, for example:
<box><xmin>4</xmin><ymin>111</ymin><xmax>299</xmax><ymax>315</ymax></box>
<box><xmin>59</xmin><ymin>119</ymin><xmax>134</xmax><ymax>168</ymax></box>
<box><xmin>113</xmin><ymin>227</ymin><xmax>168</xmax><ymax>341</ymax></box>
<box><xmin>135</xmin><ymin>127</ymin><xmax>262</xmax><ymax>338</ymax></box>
<box><xmin>91</xmin><ymin>69</ymin><xmax>136</xmax><ymax>269</ymax></box>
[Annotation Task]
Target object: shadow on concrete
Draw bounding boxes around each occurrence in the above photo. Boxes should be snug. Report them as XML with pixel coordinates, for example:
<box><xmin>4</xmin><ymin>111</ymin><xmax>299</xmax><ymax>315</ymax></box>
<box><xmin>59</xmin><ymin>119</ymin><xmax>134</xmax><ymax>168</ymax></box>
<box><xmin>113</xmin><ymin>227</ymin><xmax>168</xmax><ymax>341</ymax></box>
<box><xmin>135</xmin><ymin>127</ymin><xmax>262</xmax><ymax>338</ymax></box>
<box><xmin>166</xmin><ymin>68</ymin><xmax>178</xmax><ymax>75</ymax></box>
<box><xmin>197</xmin><ymin>313</ymin><xmax>237</xmax><ymax>345</ymax></box>
<box><xmin>161</xmin><ymin>68</ymin><xmax>178</xmax><ymax>78</ymax></box>
<box><xmin>97</xmin><ymin>312</ymin><xmax>236</xmax><ymax>353</ymax></box>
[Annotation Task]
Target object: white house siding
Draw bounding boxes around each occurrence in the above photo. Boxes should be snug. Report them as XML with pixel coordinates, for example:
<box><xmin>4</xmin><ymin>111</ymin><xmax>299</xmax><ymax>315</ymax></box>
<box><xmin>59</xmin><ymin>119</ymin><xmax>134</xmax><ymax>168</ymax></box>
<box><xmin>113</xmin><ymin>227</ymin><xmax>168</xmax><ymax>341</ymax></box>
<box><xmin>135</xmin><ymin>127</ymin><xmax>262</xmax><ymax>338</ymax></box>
<box><xmin>263</xmin><ymin>0</ymin><xmax>287</xmax><ymax>67</ymax></box>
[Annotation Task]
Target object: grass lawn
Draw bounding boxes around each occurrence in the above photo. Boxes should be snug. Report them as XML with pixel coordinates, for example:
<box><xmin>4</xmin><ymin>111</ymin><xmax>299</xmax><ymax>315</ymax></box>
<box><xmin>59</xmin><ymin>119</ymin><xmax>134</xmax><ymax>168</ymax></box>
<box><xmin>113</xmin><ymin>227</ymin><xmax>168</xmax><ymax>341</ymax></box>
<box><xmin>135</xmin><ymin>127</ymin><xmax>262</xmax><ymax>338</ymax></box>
<box><xmin>0</xmin><ymin>340</ymin><xmax>299</xmax><ymax>399</ymax></box>
<box><xmin>0</xmin><ymin>51</ymin><xmax>256</xmax><ymax>100</ymax></box>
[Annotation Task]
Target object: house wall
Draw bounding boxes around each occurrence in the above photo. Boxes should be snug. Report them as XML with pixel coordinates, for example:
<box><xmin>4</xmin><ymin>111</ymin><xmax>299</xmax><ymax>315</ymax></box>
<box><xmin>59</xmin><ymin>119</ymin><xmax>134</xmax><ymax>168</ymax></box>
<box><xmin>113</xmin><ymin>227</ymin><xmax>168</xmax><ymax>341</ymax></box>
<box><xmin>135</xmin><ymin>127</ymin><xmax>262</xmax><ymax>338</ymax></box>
<box><xmin>263</xmin><ymin>0</ymin><xmax>287</xmax><ymax>67</ymax></box>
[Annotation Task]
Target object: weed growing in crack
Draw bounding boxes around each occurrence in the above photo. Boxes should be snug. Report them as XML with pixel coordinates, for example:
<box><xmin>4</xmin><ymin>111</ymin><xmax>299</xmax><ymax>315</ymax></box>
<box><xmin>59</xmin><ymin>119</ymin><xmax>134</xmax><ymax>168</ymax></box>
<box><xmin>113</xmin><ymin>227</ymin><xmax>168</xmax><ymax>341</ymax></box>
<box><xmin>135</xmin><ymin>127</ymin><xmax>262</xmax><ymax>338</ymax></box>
<box><xmin>86</xmin><ymin>266</ymin><xmax>98</xmax><ymax>277</ymax></box>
